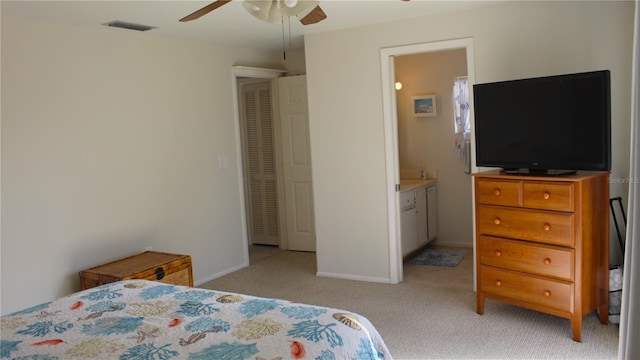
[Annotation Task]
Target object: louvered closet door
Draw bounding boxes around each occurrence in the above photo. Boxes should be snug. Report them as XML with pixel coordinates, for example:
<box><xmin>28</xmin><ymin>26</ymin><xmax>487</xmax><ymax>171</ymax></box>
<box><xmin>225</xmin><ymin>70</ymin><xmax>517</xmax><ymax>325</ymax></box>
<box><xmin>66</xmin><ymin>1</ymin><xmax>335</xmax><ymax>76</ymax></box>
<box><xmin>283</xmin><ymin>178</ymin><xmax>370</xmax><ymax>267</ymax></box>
<box><xmin>242</xmin><ymin>82</ymin><xmax>279</xmax><ymax>246</ymax></box>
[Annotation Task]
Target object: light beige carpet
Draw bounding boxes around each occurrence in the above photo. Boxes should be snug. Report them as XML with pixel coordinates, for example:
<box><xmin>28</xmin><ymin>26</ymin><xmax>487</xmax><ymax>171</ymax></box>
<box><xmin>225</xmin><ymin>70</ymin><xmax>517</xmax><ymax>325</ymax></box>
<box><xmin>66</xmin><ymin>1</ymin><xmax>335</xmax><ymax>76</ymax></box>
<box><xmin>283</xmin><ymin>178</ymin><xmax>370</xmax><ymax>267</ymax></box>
<box><xmin>200</xmin><ymin>247</ymin><xmax>618</xmax><ymax>359</ymax></box>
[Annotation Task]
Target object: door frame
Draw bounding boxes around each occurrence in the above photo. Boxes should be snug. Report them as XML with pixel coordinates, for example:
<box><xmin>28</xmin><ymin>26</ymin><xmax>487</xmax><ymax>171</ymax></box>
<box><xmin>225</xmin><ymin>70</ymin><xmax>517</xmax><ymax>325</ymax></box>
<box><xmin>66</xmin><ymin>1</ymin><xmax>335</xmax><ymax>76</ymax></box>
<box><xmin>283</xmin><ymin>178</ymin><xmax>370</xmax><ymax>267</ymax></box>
<box><xmin>231</xmin><ymin>66</ymin><xmax>287</xmax><ymax>265</ymax></box>
<box><xmin>380</xmin><ymin>38</ymin><xmax>477</xmax><ymax>284</ymax></box>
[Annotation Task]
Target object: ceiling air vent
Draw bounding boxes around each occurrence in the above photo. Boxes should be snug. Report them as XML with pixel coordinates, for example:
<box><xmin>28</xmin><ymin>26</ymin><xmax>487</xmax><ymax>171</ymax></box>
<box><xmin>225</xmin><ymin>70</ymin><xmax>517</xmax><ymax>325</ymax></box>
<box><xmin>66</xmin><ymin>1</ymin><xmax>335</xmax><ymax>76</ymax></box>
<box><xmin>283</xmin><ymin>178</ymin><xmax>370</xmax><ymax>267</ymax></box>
<box><xmin>103</xmin><ymin>20</ymin><xmax>156</xmax><ymax>32</ymax></box>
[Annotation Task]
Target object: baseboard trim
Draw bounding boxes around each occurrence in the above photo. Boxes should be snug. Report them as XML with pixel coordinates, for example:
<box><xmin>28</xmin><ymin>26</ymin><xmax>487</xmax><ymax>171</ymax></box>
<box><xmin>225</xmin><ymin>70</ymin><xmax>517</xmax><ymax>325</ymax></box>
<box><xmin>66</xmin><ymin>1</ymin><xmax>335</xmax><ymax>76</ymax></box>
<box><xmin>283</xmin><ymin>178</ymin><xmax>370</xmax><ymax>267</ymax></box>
<box><xmin>431</xmin><ymin>240</ymin><xmax>473</xmax><ymax>248</ymax></box>
<box><xmin>316</xmin><ymin>271</ymin><xmax>393</xmax><ymax>284</ymax></box>
<box><xmin>194</xmin><ymin>261</ymin><xmax>249</xmax><ymax>287</ymax></box>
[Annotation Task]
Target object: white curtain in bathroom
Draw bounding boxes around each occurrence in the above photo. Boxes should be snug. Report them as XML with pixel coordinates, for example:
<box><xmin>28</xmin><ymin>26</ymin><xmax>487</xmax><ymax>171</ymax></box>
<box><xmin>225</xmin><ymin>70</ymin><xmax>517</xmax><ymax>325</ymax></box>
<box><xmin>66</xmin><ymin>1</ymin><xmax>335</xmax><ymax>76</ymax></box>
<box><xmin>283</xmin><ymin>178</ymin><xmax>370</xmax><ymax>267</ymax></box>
<box><xmin>453</xmin><ymin>76</ymin><xmax>470</xmax><ymax>173</ymax></box>
<box><xmin>453</xmin><ymin>76</ymin><xmax>470</xmax><ymax>158</ymax></box>
<box><xmin>453</xmin><ymin>76</ymin><xmax>470</xmax><ymax>134</ymax></box>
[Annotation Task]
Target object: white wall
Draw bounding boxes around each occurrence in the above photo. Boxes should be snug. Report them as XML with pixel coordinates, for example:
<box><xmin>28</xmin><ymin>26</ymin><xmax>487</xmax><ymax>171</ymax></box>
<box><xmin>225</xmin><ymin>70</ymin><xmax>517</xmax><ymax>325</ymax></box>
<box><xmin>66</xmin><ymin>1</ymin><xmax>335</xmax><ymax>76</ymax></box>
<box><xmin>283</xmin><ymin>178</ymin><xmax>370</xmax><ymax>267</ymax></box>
<box><xmin>0</xmin><ymin>14</ymin><xmax>283</xmax><ymax>314</ymax></box>
<box><xmin>282</xmin><ymin>49</ymin><xmax>307</xmax><ymax>76</ymax></box>
<box><xmin>305</xmin><ymin>1</ymin><xmax>634</xmax><ymax>281</ymax></box>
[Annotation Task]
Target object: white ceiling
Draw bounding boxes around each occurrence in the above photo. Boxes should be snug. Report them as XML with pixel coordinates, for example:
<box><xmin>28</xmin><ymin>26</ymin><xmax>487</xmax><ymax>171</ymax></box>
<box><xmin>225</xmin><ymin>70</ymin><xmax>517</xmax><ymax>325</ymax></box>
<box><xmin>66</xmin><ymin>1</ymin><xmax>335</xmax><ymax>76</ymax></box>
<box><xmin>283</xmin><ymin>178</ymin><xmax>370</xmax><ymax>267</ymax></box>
<box><xmin>2</xmin><ymin>0</ymin><xmax>496</xmax><ymax>51</ymax></box>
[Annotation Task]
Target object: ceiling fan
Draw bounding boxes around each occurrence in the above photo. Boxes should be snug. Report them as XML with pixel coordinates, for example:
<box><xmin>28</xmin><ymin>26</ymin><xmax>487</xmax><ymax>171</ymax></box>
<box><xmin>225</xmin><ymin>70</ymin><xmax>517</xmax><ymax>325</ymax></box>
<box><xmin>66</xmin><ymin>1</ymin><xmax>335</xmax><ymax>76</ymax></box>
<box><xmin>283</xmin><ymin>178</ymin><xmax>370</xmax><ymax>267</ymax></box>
<box><xmin>179</xmin><ymin>0</ymin><xmax>327</xmax><ymax>25</ymax></box>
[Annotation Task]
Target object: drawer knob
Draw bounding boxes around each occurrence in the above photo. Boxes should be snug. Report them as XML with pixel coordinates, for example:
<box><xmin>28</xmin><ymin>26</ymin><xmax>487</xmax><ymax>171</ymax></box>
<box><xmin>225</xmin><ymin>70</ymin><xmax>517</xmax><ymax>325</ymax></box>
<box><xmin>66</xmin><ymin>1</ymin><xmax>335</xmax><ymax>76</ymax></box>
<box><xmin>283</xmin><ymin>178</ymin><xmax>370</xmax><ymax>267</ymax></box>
<box><xmin>544</xmin><ymin>290</ymin><xmax>551</xmax><ymax>297</ymax></box>
<box><xmin>543</xmin><ymin>258</ymin><xmax>551</xmax><ymax>265</ymax></box>
<box><xmin>495</xmin><ymin>280</ymin><xmax>502</xmax><ymax>287</ymax></box>
<box><xmin>494</xmin><ymin>188</ymin><xmax>501</xmax><ymax>196</ymax></box>
<box><xmin>543</xmin><ymin>223</ymin><xmax>551</xmax><ymax>231</ymax></box>
<box><xmin>495</xmin><ymin>250</ymin><xmax>502</xmax><ymax>257</ymax></box>
<box><xmin>543</xmin><ymin>192</ymin><xmax>551</xmax><ymax>200</ymax></box>
<box><xmin>494</xmin><ymin>218</ymin><xmax>501</xmax><ymax>225</ymax></box>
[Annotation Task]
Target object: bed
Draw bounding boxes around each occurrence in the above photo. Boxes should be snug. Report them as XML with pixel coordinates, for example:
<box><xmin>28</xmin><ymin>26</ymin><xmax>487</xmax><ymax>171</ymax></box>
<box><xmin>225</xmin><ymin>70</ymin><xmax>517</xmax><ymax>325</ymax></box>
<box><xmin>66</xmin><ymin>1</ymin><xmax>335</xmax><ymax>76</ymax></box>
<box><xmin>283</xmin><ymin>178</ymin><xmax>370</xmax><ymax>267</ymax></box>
<box><xmin>0</xmin><ymin>280</ymin><xmax>392</xmax><ymax>359</ymax></box>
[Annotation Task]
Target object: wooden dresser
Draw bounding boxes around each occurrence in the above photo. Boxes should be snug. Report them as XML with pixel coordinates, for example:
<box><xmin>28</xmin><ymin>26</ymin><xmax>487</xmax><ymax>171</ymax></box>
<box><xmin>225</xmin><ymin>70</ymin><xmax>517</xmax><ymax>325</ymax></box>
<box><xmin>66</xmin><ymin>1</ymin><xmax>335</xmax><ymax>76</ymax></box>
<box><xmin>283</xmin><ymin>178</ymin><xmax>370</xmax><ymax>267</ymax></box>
<box><xmin>472</xmin><ymin>171</ymin><xmax>609</xmax><ymax>341</ymax></box>
<box><xmin>79</xmin><ymin>251</ymin><xmax>193</xmax><ymax>290</ymax></box>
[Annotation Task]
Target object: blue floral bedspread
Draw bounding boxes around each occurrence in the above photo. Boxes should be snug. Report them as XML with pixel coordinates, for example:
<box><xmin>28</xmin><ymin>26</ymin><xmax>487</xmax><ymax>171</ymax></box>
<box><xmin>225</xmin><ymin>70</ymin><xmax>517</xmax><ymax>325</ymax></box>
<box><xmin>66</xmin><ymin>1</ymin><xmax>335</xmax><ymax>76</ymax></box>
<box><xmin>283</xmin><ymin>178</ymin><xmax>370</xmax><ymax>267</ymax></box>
<box><xmin>0</xmin><ymin>280</ymin><xmax>392</xmax><ymax>359</ymax></box>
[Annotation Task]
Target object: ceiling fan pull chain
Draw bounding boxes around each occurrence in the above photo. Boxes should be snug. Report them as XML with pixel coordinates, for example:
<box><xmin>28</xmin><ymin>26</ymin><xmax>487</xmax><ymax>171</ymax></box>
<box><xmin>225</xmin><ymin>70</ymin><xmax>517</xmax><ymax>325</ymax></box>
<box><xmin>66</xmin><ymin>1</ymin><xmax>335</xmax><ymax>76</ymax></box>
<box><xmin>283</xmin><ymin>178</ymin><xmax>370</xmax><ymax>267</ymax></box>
<box><xmin>288</xmin><ymin>16</ymin><xmax>292</xmax><ymax>48</ymax></box>
<box><xmin>281</xmin><ymin>17</ymin><xmax>286</xmax><ymax>60</ymax></box>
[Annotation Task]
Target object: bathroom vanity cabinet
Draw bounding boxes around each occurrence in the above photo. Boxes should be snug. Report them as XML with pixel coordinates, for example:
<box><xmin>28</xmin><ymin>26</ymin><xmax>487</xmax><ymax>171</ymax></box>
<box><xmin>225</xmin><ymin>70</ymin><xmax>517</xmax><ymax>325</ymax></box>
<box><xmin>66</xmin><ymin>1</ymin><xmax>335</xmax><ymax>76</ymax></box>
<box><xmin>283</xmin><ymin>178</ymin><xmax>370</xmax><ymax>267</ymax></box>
<box><xmin>400</xmin><ymin>179</ymin><xmax>437</xmax><ymax>256</ymax></box>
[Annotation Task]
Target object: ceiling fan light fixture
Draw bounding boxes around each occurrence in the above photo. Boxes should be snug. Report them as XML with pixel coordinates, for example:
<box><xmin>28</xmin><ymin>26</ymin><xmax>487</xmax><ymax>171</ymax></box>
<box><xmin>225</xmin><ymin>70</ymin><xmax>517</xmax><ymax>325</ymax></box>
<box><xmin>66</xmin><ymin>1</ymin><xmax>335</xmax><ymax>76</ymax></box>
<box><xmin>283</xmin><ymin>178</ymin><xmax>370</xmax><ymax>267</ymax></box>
<box><xmin>179</xmin><ymin>0</ymin><xmax>327</xmax><ymax>25</ymax></box>
<box><xmin>282</xmin><ymin>0</ymin><xmax>318</xmax><ymax>16</ymax></box>
<box><xmin>243</xmin><ymin>0</ymin><xmax>319</xmax><ymax>23</ymax></box>
<box><xmin>243</xmin><ymin>0</ymin><xmax>274</xmax><ymax>22</ymax></box>
<box><xmin>283</xmin><ymin>0</ymin><xmax>298</xmax><ymax>8</ymax></box>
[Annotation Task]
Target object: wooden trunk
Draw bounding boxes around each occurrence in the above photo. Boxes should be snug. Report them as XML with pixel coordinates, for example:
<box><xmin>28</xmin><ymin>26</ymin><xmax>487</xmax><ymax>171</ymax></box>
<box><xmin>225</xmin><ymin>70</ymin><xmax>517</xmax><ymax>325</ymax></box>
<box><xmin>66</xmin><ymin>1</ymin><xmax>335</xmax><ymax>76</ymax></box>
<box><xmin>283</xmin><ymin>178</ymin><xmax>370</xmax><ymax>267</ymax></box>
<box><xmin>79</xmin><ymin>251</ymin><xmax>193</xmax><ymax>290</ymax></box>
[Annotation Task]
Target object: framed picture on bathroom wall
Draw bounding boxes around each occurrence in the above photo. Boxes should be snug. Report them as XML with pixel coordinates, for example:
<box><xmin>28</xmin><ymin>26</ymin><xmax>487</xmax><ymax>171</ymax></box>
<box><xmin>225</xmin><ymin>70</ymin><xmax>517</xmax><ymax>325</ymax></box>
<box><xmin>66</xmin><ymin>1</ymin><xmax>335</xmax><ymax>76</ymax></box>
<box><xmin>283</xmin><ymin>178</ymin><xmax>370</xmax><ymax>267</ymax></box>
<box><xmin>412</xmin><ymin>95</ymin><xmax>437</xmax><ymax>117</ymax></box>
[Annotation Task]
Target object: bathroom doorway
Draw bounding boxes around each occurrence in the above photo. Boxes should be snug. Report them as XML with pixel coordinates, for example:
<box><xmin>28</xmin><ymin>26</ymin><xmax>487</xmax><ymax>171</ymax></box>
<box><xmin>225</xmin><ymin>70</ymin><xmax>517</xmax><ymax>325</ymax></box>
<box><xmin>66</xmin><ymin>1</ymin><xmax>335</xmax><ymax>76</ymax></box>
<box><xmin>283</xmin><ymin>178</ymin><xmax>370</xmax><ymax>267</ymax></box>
<box><xmin>380</xmin><ymin>38</ymin><xmax>477</xmax><ymax>285</ymax></box>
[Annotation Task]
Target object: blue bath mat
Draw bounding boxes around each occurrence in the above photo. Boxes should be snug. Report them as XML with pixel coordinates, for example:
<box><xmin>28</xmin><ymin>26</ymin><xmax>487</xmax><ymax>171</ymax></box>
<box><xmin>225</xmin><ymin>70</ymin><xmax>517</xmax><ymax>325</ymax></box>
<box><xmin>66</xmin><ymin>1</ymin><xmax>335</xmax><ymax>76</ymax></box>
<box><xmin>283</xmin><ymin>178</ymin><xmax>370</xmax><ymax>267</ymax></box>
<box><xmin>410</xmin><ymin>248</ymin><xmax>465</xmax><ymax>267</ymax></box>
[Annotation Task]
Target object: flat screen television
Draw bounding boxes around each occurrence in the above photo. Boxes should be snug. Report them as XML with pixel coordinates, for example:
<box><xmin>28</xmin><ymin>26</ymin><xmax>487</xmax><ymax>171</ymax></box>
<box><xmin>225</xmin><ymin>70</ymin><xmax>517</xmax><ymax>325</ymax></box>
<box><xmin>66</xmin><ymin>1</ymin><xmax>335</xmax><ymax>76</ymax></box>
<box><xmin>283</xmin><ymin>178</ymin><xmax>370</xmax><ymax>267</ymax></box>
<box><xmin>473</xmin><ymin>70</ymin><xmax>611</xmax><ymax>175</ymax></box>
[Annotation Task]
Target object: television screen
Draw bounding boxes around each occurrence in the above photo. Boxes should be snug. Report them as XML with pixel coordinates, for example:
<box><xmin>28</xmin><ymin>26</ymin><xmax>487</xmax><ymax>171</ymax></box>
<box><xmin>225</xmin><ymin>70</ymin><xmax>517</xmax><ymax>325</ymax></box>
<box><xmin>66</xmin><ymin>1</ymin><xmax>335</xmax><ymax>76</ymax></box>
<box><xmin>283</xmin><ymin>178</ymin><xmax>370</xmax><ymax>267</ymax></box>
<box><xmin>473</xmin><ymin>70</ymin><xmax>611</xmax><ymax>174</ymax></box>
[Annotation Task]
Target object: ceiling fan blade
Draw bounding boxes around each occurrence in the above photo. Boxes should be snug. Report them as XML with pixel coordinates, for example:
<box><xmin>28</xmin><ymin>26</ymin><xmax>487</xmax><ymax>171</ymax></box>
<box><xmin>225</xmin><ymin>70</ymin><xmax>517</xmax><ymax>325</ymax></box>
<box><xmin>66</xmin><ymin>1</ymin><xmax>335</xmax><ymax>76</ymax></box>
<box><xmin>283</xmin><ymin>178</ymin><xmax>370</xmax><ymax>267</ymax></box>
<box><xmin>298</xmin><ymin>5</ymin><xmax>326</xmax><ymax>25</ymax></box>
<box><xmin>179</xmin><ymin>0</ymin><xmax>233</xmax><ymax>22</ymax></box>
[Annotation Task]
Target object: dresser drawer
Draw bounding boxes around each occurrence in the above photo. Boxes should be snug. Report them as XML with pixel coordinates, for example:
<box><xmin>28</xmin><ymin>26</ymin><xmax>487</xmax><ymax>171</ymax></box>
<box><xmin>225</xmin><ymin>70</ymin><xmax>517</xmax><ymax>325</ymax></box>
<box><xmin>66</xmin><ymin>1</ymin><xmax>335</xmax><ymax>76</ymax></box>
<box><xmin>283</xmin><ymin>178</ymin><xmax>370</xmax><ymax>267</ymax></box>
<box><xmin>479</xmin><ymin>236</ymin><xmax>574</xmax><ymax>280</ymax></box>
<box><xmin>523</xmin><ymin>181</ymin><xmax>574</xmax><ymax>211</ymax></box>
<box><xmin>476</xmin><ymin>179</ymin><xmax>521</xmax><ymax>207</ymax></box>
<box><xmin>473</xmin><ymin>171</ymin><xmax>610</xmax><ymax>342</ymax></box>
<box><xmin>480</xmin><ymin>266</ymin><xmax>572</xmax><ymax>313</ymax></box>
<box><xmin>477</xmin><ymin>205</ymin><xmax>574</xmax><ymax>246</ymax></box>
<box><xmin>400</xmin><ymin>191</ymin><xmax>415</xmax><ymax>211</ymax></box>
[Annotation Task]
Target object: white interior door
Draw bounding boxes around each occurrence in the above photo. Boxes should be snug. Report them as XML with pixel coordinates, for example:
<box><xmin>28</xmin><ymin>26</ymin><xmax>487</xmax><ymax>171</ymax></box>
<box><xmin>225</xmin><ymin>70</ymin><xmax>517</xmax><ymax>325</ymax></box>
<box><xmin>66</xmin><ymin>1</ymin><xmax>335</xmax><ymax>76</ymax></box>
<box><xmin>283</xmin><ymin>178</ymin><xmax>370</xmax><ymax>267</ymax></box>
<box><xmin>241</xmin><ymin>81</ymin><xmax>279</xmax><ymax>246</ymax></box>
<box><xmin>278</xmin><ymin>75</ymin><xmax>316</xmax><ymax>252</ymax></box>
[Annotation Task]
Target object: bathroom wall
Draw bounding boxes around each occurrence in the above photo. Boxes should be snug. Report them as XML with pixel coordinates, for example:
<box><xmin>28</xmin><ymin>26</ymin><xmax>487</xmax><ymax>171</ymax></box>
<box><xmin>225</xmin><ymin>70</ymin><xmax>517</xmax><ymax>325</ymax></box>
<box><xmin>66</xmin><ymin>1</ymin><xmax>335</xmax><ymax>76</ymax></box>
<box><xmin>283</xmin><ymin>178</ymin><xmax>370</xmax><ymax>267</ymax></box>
<box><xmin>395</xmin><ymin>49</ymin><xmax>472</xmax><ymax>247</ymax></box>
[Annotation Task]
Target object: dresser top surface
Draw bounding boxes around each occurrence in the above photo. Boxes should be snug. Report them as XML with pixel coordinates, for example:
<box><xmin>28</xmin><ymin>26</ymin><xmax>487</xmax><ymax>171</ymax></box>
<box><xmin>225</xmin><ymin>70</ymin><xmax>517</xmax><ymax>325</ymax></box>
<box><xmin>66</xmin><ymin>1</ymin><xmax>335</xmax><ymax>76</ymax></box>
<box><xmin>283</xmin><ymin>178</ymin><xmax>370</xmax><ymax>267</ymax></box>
<box><xmin>472</xmin><ymin>170</ymin><xmax>609</xmax><ymax>182</ymax></box>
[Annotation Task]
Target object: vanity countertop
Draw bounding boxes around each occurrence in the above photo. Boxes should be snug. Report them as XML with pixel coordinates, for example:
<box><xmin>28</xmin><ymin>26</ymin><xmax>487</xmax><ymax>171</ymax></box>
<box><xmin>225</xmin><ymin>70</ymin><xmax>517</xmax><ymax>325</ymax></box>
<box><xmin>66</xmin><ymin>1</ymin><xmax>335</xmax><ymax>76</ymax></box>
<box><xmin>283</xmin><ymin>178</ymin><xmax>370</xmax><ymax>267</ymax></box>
<box><xmin>399</xmin><ymin>178</ymin><xmax>437</xmax><ymax>192</ymax></box>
